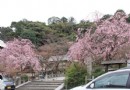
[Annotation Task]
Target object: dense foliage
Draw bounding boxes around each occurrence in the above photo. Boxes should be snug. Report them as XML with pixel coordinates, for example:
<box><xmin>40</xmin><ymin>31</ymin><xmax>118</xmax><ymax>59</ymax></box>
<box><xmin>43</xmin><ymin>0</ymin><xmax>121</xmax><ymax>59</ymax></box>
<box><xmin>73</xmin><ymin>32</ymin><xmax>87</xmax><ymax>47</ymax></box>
<box><xmin>65</xmin><ymin>63</ymin><xmax>88</xmax><ymax>89</ymax></box>
<box><xmin>0</xmin><ymin>17</ymin><xmax>94</xmax><ymax>47</ymax></box>
<box><xmin>92</xmin><ymin>67</ymin><xmax>105</xmax><ymax>78</ymax></box>
<box><xmin>0</xmin><ymin>27</ymin><xmax>15</xmax><ymax>41</ymax></box>
<box><xmin>11</xmin><ymin>20</ymin><xmax>53</xmax><ymax>46</ymax></box>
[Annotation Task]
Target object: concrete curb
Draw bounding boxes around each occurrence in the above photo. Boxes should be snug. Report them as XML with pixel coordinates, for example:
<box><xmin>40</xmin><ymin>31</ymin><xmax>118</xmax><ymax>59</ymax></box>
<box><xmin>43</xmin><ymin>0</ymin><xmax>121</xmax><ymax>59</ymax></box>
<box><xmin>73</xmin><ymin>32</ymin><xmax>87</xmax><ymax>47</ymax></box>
<box><xmin>16</xmin><ymin>81</ymin><xmax>31</xmax><ymax>88</ymax></box>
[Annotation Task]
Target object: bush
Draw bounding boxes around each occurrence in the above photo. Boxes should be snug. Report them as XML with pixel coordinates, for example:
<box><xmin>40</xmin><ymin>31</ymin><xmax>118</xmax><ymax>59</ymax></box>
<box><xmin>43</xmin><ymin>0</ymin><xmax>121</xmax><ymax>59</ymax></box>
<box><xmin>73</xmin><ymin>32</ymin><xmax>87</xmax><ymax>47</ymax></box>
<box><xmin>65</xmin><ymin>62</ymin><xmax>88</xmax><ymax>89</ymax></box>
<box><xmin>92</xmin><ymin>67</ymin><xmax>105</xmax><ymax>78</ymax></box>
<box><xmin>21</xmin><ymin>75</ymin><xmax>28</xmax><ymax>82</ymax></box>
<box><xmin>67</xmin><ymin>33</ymin><xmax>76</xmax><ymax>41</ymax></box>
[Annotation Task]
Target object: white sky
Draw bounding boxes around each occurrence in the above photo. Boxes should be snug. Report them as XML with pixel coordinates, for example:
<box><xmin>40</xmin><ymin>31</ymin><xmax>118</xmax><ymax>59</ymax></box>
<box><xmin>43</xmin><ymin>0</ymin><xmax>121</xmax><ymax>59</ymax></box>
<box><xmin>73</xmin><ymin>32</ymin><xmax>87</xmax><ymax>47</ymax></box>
<box><xmin>0</xmin><ymin>0</ymin><xmax>130</xmax><ymax>27</ymax></box>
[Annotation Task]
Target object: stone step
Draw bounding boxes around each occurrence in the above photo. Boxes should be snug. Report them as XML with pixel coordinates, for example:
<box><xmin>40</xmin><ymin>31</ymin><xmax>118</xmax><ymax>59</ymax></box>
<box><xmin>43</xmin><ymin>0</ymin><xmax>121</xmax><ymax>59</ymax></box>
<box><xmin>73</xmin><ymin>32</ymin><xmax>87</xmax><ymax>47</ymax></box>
<box><xmin>16</xmin><ymin>85</ymin><xmax>58</xmax><ymax>90</ymax></box>
<box><xmin>25</xmin><ymin>83</ymin><xmax>61</xmax><ymax>86</ymax></box>
<box><xmin>29</xmin><ymin>81</ymin><xmax>63</xmax><ymax>83</ymax></box>
<box><xmin>25</xmin><ymin>84</ymin><xmax>60</xmax><ymax>87</ymax></box>
<box><xmin>33</xmin><ymin>80</ymin><xmax>64</xmax><ymax>83</ymax></box>
<box><xmin>17</xmin><ymin>86</ymin><xmax>58</xmax><ymax>90</ymax></box>
<box><xmin>16</xmin><ymin>86</ymin><xmax>56</xmax><ymax>90</ymax></box>
<box><xmin>27</xmin><ymin>82</ymin><xmax>62</xmax><ymax>85</ymax></box>
<box><xmin>16</xmin><ymin>80</ymin><xmax>63</xmax><ymax>90</ymax></box>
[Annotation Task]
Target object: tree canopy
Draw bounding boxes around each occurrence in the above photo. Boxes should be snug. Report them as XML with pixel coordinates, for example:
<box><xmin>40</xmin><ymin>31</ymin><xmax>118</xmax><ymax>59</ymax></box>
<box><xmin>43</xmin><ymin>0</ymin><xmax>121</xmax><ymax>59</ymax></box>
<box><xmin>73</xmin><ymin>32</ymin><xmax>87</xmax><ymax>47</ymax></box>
<box><xmin>68</xmin><ymin>10</ymin><xmax>130</xmax><ymax>63</ymax></box>
<box><xmin>0</xmin><ymin>39</ymin><xmax>41</xmax><ymax>74</ymax></box>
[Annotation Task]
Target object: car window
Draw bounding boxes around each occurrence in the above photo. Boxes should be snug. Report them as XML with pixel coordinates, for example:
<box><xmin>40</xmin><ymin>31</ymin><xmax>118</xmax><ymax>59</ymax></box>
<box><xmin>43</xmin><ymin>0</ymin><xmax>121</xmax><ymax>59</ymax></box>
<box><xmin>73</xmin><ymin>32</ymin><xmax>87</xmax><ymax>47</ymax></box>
<box><xmin>3</xmin><ymin>77</ymin><xmax>13</xmax><ymax>82</ymax></box>
<box><xmin>3</xmin><ymin>77</ymin><xmax>8</xmax><ymax>82</ymax></box>
<box><xmin>94</xmin><ymin>72</ymin><xmax>129</xmax><ymax>88</ymax></box>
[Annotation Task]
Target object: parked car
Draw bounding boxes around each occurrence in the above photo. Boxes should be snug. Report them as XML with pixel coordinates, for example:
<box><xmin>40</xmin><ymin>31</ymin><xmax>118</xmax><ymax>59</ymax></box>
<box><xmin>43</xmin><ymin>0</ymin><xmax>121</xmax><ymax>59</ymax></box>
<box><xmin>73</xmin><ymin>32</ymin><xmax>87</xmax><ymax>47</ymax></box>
<box><xmin>3</xmin><ymin>77</ymin><xmax>15</xmax><ymax>90</ymax></box>
<box><xmin>0</xmin><ymin>75</ymin><xmax>15</xmax><ymax>90</ymax></box>
<box><xmin>70</xmin><ymin>67</ymin><xmax>130</xmax><ymax>90</ymax></box>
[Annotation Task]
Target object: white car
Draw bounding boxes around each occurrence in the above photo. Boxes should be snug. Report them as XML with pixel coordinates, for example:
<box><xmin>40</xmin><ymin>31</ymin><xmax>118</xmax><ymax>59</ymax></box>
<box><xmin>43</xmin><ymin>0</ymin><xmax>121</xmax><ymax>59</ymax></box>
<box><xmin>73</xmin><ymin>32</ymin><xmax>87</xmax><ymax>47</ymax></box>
<box><xmin>71</xmin><ymin>67</ymin><xmax>130</xmax><ymax>90</ymax></box>
<box><xmin>0</xmin><ymin>74</ymin><xmax>15</xmax><ymax>90</ymax></box>
<box><xmin>0</xmin><ymin>75</ymin><xmax>6</xmax><ymax>90</ymax></box>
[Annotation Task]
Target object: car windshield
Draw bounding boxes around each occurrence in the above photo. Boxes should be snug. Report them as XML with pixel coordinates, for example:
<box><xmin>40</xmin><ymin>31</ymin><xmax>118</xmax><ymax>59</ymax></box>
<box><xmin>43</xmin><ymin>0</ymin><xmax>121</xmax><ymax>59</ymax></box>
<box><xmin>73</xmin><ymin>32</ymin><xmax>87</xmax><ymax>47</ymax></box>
<box><xmin>3</xmin><ymin>77</ymin><xmax>13</xmax><ymax>82</ymax></box>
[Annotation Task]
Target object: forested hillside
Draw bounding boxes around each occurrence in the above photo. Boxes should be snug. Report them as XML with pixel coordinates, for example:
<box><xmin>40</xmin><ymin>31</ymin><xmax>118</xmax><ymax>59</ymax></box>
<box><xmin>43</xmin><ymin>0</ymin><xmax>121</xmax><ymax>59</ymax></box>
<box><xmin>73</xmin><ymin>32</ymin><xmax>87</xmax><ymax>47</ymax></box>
<box><xmin>0</xmin><ymin>17</ymin><xmax>94</xmax><ymax>56</ymax></box>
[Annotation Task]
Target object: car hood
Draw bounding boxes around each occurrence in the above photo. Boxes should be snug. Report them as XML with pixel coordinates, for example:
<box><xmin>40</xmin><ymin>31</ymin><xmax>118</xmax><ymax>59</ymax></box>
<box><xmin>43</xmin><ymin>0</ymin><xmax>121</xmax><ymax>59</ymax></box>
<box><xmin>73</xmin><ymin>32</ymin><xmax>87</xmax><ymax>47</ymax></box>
<box><xmin>70</xmin><ymin>85</ymin><xmax>84</xmax><ymax>90</ymax></box>
<box><xmin>4</xmin><ymin>81</ymin><xmax>14</xmax><ymax>85</ymax></box>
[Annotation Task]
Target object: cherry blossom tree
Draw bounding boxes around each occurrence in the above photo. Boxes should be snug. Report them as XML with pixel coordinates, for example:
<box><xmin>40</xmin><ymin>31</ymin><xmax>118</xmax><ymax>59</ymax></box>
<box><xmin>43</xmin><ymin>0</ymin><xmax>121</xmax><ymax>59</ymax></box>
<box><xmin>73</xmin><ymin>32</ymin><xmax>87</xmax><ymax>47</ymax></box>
<box><xmin>0</xmin><ymin>39</ymin><xmax>41</xmax><ymax>74</ymax></box>
<box><xmin>68</xmin><ymin>10</ymin><xmax>130</xmax><ymax>62</ymax></box>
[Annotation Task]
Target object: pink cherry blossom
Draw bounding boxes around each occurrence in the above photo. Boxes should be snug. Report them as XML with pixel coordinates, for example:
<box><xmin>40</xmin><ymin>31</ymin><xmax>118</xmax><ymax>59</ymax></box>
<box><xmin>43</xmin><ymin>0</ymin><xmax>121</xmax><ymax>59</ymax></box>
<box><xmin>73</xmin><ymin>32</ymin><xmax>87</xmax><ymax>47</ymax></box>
<box><xmin>0</xmin><ymin>39</ymin><xmax>41</xmax><ymax>74</ymax></box>
<box><xmin>68</xmin><ymin>11</ymin><xmax>130</xmax><ymax>62</ymax></box>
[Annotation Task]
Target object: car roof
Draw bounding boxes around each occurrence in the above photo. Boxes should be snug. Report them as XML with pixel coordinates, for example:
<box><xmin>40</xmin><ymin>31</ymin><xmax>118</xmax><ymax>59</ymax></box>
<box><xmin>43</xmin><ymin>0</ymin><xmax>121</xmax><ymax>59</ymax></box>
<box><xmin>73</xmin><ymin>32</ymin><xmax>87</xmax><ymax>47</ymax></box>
<box><xmin>119</xmin><ymin>66</ymin><xmax>130</xmax><ymax>69</ymax></box>
<box><xmin>105</xmin><ymin>67</ymin><xmax>130</xmax><ymax>74</ymax></box>
<box><xmin>84</xmin><ymin>66</ymin><xmax>130</xmax><ymax>88</ymax></box>
<box><xmin>94</xmin><ymin>67</ymin><xmax>130</xmax><ymax>80</ymax></box>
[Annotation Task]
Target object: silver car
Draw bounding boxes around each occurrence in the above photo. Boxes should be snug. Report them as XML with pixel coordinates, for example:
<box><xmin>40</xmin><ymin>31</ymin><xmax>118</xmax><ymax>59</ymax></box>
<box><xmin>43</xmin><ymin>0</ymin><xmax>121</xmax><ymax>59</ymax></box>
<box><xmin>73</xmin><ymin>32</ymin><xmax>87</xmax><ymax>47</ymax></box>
<box><xmin>0</xmin><ymin>75</ymin><xmax>15</xmax><ymax>90</ymax></box>
<box><xmin>71</xmin><ymin>67</ymin><xmax>130</xmax><ymax>90</ymax></box>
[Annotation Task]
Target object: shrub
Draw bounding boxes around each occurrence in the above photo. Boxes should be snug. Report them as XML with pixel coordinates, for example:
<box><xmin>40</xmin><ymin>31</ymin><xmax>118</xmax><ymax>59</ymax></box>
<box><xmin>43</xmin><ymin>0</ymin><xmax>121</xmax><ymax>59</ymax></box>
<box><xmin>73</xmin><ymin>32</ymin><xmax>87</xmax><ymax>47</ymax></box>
<box><xmin>21</xmin><ymin>75</ymin><xmax>28</xmax><ymax>82</ymax></box>
<box><xmin>92</xmin><ymin>67</ymin><xmax>105</xmax><ymax>78</ymax></box>
<box><xmin>65</xmin><ymin>62</ymin><xmax>88</xmax><ymax>89</ymax></box>
<box><xmin>67</xmin><ymin>33</ymin><xmax>76</xmax><ymax>41</ymax></box>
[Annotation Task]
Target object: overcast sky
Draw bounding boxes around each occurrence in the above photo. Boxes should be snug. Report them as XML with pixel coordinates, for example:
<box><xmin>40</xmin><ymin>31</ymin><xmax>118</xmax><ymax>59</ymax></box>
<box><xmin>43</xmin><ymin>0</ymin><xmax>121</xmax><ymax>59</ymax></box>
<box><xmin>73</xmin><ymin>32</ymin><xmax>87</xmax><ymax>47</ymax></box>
<box><xmin>0</xmin><ymin>0</ymin><xmax>130</xmax><ymax>27</ymax></box>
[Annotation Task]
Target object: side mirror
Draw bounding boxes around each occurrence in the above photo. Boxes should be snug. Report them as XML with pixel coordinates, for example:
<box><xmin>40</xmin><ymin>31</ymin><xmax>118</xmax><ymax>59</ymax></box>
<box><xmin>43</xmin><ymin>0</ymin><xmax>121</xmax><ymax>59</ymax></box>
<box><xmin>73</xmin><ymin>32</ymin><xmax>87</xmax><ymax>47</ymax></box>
<box><xmin>90</xmin><ymin>83</ymin><xmax>94</xmax><ymax>88</ymax></box>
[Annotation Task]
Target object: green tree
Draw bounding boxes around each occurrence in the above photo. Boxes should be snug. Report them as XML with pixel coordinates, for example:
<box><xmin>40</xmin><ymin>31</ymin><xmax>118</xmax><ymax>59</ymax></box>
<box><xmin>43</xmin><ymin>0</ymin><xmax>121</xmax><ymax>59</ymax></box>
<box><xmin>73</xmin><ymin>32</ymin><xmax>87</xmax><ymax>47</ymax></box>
<box><xmin>61</xmin><ymin>17</ymin><xmax>68</xmax><ymax>23</ymax></box>
<box><xmin>77</xmin><ymin>20</ymin><xmax>95</xmax><ymax>29</ymax></box>
<box><xmin>20</xmin><ymin>30</ymin><xmax>45</xmax><ymax>46</ymax></box>
<box><xmin>48</xmin><ymin>16</ymin><xmax>61</xmax><ymax>25</ymax></box>
<box><xmin>126</xmin><ymin>14</ymin><xmax>130</xmax><ymax>23</ymax></box>
<box><xmin>101</xmin><ymin>14</ymin><xmax>112</xmax><ymax>20</ymax></box>
<box><xmin>0</xmin><ymin>27</ymin><xmax>15</xmax><ymax>41</ymax></box>
<box><xmin>48</xmin><ymin>19</ymin><xmax>77</xmax><ymax>41</ymax></box>
<box><xmin>65</xmin><ymin>63</ymin><xmax>88</xmax><ymax>89</ymax></box>
<box><xmin>68</xmin><ymin>17</ymin><xmax>76</xmax><ymax>25</ymax></box>
<box><xmin>11</xmin><ymin>20</ymin><xmax>53</xmax><ymax>46</ymax></box>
